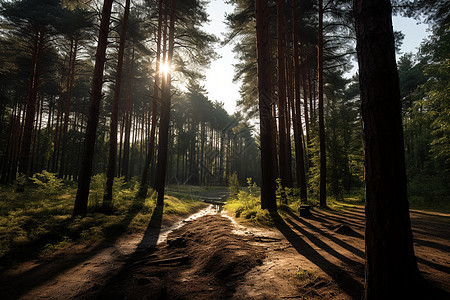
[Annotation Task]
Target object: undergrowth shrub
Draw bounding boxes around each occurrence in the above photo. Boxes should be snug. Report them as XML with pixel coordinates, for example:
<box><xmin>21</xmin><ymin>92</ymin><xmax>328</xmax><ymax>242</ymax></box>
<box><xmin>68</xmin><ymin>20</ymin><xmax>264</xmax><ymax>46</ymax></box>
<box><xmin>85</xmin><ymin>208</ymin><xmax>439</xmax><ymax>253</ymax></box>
<box><xmin>225</xmin><ymin>178</ymin><xmax>278</xmax><ymax>226</ymax></box>
<box><xmin>228</xmin><ymin>172</ymin><xmax>240</xmax><ymax>196</ymax></box>
<box><xmin>32</xmin><ymin>171</ymin><xmax>63</xmax><ymax>197</ymax></box>
<box><xmin>0</xmin><ymin>182</ymin><xmax>208</xmax><ymax>265</ymax></box>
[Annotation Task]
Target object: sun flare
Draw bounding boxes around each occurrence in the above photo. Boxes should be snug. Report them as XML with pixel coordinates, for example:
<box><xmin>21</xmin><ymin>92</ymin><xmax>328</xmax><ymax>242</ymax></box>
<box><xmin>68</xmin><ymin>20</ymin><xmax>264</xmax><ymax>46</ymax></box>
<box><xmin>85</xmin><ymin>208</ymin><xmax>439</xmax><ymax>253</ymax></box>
<box><xmin>160</xmin><ymin>62</ymin><xmax>171</xmax><ymax>75</ymax></box>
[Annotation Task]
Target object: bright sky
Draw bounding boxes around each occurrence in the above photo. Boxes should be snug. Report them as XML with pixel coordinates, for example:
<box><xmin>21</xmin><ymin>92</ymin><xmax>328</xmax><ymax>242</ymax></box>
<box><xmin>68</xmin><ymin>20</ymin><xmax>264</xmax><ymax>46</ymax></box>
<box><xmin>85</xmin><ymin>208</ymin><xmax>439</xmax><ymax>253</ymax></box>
<box><xmin>393</xmin><ymin>16</ymin><xmax>430</xmax><ymax>55</ymax></box>
<box><xmin>202</xmin><ymin>0</ymin><xmax>240</xmax><ymax>115</ymax></box>
<box><xmin>202</xmin><ymin>1</ymin><xmax>431</xmax><ymax>115</ymax></box>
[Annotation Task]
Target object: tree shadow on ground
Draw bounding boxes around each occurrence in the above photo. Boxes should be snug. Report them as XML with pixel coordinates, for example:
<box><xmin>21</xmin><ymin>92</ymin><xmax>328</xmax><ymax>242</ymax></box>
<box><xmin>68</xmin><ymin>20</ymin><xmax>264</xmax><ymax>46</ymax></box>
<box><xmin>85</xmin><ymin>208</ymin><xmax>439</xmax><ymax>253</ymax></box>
<box><xmin>0</xmin><ymin>194</ymin><xmax>149</xmax><ymax>299</ymax></box>
<box><xmin>286</xmin><ymin>210</ymin><xmax>365</xmax><ymax>259</ymax></box>
<box><xmin>76</xmin><ymin>205</ymin><xmax>165</xmax><ymax>299</ymax></box>
<box><xmin>137</xmin><ymin>204</ymin><xmax>164</xmax><ymax>250</ymax></box>
<box><xmin>312</xmin><ymin>209</ymin><xmax>365</xmax><ymax>230</ymax></box>
<box><xmin>284</xmin><ymin>208</ymin><xmax>450</xmax><ymax>299</ymax></box>
<box><xmin>274</xmin><ymin>212</ymin><xmax>364</xmax><ymax>299</ymax></box>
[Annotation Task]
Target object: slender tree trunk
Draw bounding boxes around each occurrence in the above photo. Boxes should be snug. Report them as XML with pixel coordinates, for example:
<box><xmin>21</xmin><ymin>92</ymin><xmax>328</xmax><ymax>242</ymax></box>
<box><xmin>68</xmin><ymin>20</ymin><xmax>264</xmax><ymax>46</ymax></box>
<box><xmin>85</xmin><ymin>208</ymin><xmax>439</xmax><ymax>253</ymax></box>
<box><xmin>308</xmin><ymin>66</ymin><xmax>314</xmax><ymax>123</ymax></box>
<box><xmin>30</xmin><ymin>93</ymin><xmax>43</xmax><ymax>174</ymax></box>
<box><xmin>103</xmin><ymin>0</ymin><xmax>130</xmax><ymax>208</ymax></box>
<box><xmin>1</xmin><ymin>108</ymin><xmax>15</xmax><ymax>182</ymax></box>
<box><xmin>318</xmin><ymin>0</ymin><xmax>326</xmax><ymax>207</ymax></box>
<box><xmin>155</xmin><ymin>0</ymin><xmax>176</xmax><ymax>206</ymax></box>
<box><xmin>300</xmin><ymin>40</ymin><xmax>310</xmax><ymax>142</ymax></box>
<box><xmin>140</xmin><ymin>0</ymin><xmax>163</xmax><ymax>197</ymax></box>
<box><xmin>12</xmin><ymin>105</ymin><xmax>25</xmax><ymax>182</ymax></box>
<box><xmin>276</xmin><ymin>0</ymin><xmax>292</xmax><ymax>190</ymax></box>
<box><xmin>60</xmin><ymin>38</ymin><xmax>78</xmax><ymax>178</ymax></box>
<box><xmin>52</xmin><ymin>83</ymin><xmax>63</xmax><ymax>172</ymax></box>
<box><xmin>118</xmin><ymin>116</ymin><xmax>125</xmax><ymax>176</ymax></box>
<box><xmin>292</xmin><ymin>0</ymin><xmax>307</xmax><ymax>203</ymax></box>
<box><xmin>121</xmin><ymin>47</ymin><xmax>135</xmax><ymax>181</ymax></box>
<box><xmin>255</xmin><ymin>0</ymin><xmax>277</xmax><ymax>211</ymax></box>
<box><xmin>285</xmin><ymin>34</ymin><xmax>294</xmax><ymax>189</ymax></box>
<box><xmin>74</xmin><ymin>0</ymin><xmax>114</xmax><ymax>217</ymax></box>
<box><xmin>354</xmin><ymin>0</ymin><xmax>424</xmax><ymax>298</ymax></box>
<box><xmin>18</xmin><ymin>27</ymin><xmax>44</xmax><ymax>178</ymax></box>
<box><xmin>46</xmin><ymin>97</ymin><xmax>53</xmax><ymax>171</ymax></box>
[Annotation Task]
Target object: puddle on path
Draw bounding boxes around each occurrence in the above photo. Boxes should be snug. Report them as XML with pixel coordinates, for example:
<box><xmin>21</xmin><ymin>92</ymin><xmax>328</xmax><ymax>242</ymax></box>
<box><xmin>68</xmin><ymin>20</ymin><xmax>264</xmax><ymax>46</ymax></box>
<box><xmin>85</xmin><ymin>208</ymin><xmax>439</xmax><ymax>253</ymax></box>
<box><xmin>138</xmin><ymin>201</ymin><xmax>227</xmax><ymax>249</ymax></box>
<box><xmin>155</xmin><ymin>204</ymin><xmax>223</xmax><ymax>244</ymax></box>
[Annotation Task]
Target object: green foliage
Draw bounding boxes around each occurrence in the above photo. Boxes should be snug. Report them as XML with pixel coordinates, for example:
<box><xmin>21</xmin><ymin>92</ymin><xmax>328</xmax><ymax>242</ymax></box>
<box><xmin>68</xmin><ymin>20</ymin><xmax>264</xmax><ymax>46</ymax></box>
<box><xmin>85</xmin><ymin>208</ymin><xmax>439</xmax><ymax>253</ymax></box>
<box><xmin>228</xmin><ymin>172</ymin><xmax>240</xmax><ymax>196</ymax></box>
<box><xmin>225</xmin><ymin>180</ymin><xmax>279</xmax><ymax>226</ymax></box>
<box><xmin>15</xmin><ymin>174</ymin><xmax>28</xmax><ymax>192</ymax></box>
<box><xmin>0</xmin><ymin>184</ymin><xmax>207</xmax><ymax>265</ymax></box>
<box><xmin>247</xmin><ymin>177</ymin><xmax>258</xmax><ymax>197</ymax></box>
<box><xmin>295</xmin><ymin>269</ymin><xmax>317</xmax><ymax>283</ymax></box>
<box><xmin>89</xmin><ymin>174</ymin><xmax>106</xmax><ymax>207</ymax></box>
<box><xmin>275</xmin><ymin>178</ymin><xmax>297</xmax><ymax>207</ymax></box>
<box><xmin>88</xmin><ymin>174</ymin><xmax>129</xmax><ymax>208</ymax></box>
<box><xmin>31</xmin><ymin>171</ymin><xmax>63</xmax><ymax>195</ymax></box>
<box><xmin>398</xmin><ymin>22</ymin><xmax>450</xmax><ymax>206</ymax></box>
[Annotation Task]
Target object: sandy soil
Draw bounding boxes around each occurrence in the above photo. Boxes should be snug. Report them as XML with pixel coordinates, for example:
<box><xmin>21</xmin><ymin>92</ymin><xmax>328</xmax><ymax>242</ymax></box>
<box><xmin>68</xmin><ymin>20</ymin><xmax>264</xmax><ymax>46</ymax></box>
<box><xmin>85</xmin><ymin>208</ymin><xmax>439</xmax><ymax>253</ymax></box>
<box><xmin>0</xmin><ymin>205</ymin><xmax>449</xmax><ymax>299</ymax></box>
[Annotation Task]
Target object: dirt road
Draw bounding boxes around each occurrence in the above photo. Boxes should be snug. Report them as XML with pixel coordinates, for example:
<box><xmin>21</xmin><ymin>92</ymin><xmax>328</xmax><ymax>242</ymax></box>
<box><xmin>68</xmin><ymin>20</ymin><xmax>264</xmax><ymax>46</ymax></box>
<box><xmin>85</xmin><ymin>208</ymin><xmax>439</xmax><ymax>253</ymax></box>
<box><xmin>1</xmin><ymin>205</ymin><xmax>449</xmax><ymax>299</ymax></box>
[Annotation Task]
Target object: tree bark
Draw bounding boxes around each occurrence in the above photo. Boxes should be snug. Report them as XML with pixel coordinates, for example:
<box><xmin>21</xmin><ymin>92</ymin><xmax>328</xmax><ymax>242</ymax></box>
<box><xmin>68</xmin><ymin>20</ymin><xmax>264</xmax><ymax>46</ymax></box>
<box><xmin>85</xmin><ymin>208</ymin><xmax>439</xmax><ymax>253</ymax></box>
<box><xmin>74</xmin><ymin>0</ymin><xmax>114</xmax><ymax>217</ymax></box>
<box><xmin>103</xmin><ymin>0</ymin><xmax>130</xmax><ymax>208</ymax></box>
<box><xmin>60</xmin><ymin>38</ymin><xmax>78</xmax><ymax>178</ymax></box>
<box><xmin>318</xmin><ymin>0</ymin><xmax>326</xmax><ymax>207</ymax></box>
<box><xmin>276</xmin><ymin>0</ymin><xmax>292</xmax><ymax>190</ymax></box>
<box><xmin>300</xmin><ymin>39</ymin><xmax>310</xmax><ymax>142</ymax></box>
<box><xmin>18</xmin><ymin>27</ymin><xmax>44</xmax><ymax>177</ymax></box>
<box><xmin>292</xmin><ymin>0</ymin><xmax>307</xmax><ymax>203</ymax></box>
<box><xmin>354</xmin><ymin>0</ymin><xmax>423</xmax><ymax>298</ymax></box>
<box><xmin>140</xmin><ymin>0</ymin><xmax>163</xmax><ymax>197</ymax></box>
<box><xmin>121</xmin><ymin>47</ymin><xmax>136</xmax><ymax>181</ymax></box>
<box><xmin>255</xmin><ymin>0</ymin><xmax>277</xmax><ymax>211</ymax></box>
<box><xmin>155</xmin><ymin>0</ymin><xmax>176</xmax><ymax>206</ymax></box>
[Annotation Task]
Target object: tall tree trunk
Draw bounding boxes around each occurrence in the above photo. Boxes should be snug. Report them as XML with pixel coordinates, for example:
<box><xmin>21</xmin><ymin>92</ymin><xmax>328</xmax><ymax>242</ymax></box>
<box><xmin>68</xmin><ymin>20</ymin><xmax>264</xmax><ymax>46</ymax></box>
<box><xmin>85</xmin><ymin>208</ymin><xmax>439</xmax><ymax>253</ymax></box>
<box><xmin>73</xmin><ymin>0</ymin><xmax>114</xmax><ymax>217</ymax></box>
<box><xmin>30</xmin><ymin>93</ymin><xmax>43</xmax><ymax>174</ymax></box>
<box><xmin>103</xmin><ymin>0</ymin><xmax>130</xmax><ymax>208</ymax></box>
<box><xmin>255</xmin><ymin>0</ymin><xmax>277</xmax><ymax>212</ymax></box>
<box><xmin>354</xmin><ymin>0</ymin><xmax>424</xmax><ymax>298</ymax></box>
<box><xmin>292</xmin><ymin>0</ymin><xmax>307</xmax><ymax>203</ymax></box>
<box><xmin>318</xmin><ymin>0</ymin><xmax>326</xmax><ymax>207</ymax></box>
<box><xmin>121</xmin><ymin>47</ymin><xmax>135</xmax><ymax>181</ymax></box>
<box><xmin>155</xmin><ymin>0</ymin><xmax>176</xmax><ymax>206</ymax></box>
<box><xmin>140</xmin><ymin>0</ymin><xmax>163</xmax><ymax>197</ymax></box>
<box><xmin>60</xmin><ymin>38</ymin><xmax>78</xmax><ymax>178</ymax></box>
<box><xmin>1</xmin><ymin>107</ymin><xmax>15</xmax><ymax>182</ymax></box>
<box><xmin>12</xmin><ymin>105</ymin><xmax>25</xmax><ymax>182</ymax></box>
<box><xmin>300</xmin><ymin>40</ymin><xmax>310</xmax><ymax>142</ymax></box>
<box><xmin>118</xmin><ymin>116</ymin><xmax>125</xmax><ymax>176</ymax></box>
<box><xmin>276</xmin><ymin>0</ymin><xmax>292</xmax><ymax>190</ymax></box>
<box><xmin>18</xmin><ymin>27</ymin><xmax>44</xmax><ymax>178</ymax></box>
<box><xmin>52</xmin><ymin>81</ymin><xmax>64</xmax><ymax>172</ymax></box>
<box><xmin>308</xmin><ymin>66</ymin><xmax>314</xmax><ymax>123</ymax></box>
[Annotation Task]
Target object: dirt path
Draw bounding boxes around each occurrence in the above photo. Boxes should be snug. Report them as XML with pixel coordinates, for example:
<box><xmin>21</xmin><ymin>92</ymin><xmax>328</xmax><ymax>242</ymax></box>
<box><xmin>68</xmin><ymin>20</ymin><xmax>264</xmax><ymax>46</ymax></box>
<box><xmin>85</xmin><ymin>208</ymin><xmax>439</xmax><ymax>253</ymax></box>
<box><xmin>1</xmin><ymin>206</ymin><xmax>449</xmax><ymax>299</ymax></box>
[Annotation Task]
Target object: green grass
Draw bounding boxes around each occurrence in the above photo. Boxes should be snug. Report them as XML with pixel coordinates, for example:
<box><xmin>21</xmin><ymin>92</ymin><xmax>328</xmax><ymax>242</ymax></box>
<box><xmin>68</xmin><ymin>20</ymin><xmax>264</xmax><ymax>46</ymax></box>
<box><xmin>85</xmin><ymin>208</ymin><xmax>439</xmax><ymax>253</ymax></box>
<box><xmin>408</xmin><ymin>198</ymin><xmax>450</xmax><ymax>214</ymax></box>
<box><xmin>224</xmin><ymin>186</ymin><xmax>283</xmax><ymax>227</ymax></box>
<box><xmin>0</xmin><ymin>178</ymin><xmax>208</xmax><ymax>265</ymax></box>
<box><xmin>295</xmin><ymin>269</ymin><xmax>318</xmax><ymax>283</ymax></box>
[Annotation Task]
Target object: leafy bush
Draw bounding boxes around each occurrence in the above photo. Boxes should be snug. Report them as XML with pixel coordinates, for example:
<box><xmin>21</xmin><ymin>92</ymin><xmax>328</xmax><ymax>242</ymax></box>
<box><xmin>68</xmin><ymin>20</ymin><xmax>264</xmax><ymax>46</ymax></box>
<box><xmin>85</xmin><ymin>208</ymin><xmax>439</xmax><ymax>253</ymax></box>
<box><xmin>32</xmin><ymin>171</ymin><xmax>64</xmax><ymax>195</ymax></box>
<box><xmin>225</xmin><ymin>179</ymin><xmax>278</xmax><ymax>226</ymax></box>
<box><xmin>228</xmin><ymin>172</ymin><xmax>240</xmax><ymax>196</ymax></box>
<box><xmin>89</xmin><ymin>174</ymin><xmax>107</xmax><ymax>207</ymax></box>
<box><xmin>88</xmin><ymin>174</ymin><xmax>129</xmax><ymax>208</ymax></box>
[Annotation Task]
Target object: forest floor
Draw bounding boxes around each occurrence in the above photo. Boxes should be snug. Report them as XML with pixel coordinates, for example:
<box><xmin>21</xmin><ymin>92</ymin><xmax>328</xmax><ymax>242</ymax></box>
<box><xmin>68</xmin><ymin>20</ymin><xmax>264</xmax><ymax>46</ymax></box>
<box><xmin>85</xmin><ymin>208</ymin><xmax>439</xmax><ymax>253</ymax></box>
<box><xmin>0</xmin><ymin>202</ymin><xmax>449</xmax><ymax>299</ymax></box>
